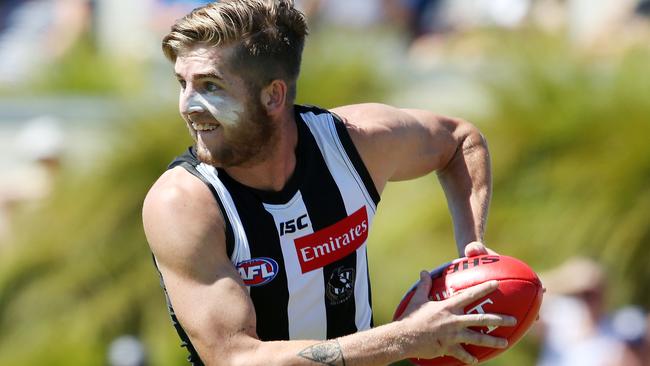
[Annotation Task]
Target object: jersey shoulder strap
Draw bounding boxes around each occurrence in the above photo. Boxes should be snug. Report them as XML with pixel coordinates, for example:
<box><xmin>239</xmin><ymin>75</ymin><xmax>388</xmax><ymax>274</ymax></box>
<box><xmin>167</xmin><ymin>147</ymin><xmax>235</xmax><ymax>258</ymax></box>
<box><xmin>296</xmin><ymin>104</ymin><xmax>380</xmax><ymax>206</ymax></box>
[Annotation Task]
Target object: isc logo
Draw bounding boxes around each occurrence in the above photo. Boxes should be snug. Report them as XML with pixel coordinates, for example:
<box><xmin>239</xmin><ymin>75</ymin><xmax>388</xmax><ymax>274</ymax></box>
<box><xmin>236</xmin><ymin>257</ymin><xmax>279</xmax><ymax>286</ymax></box>
<box><xmin>279</xmin><ymin>214</ymin><xmax>309</xmax><ymax>236</ymax></box>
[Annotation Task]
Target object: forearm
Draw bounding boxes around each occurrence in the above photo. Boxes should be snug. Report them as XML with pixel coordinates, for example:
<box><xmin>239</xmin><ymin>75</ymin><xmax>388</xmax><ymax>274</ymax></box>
<box><xmin>436</xmin><ymin>128</ymin><xmax>492</xmax><ymax>255</ymax></box>
<box><xmin>195</xmin><ymin>271</ymin><xmax>512</xmax><ymax>366</ymax></box>
<box><xmin>222</xmin><ymin>321</ymin><xmax>411</xmax><ymax>366</ymax></box>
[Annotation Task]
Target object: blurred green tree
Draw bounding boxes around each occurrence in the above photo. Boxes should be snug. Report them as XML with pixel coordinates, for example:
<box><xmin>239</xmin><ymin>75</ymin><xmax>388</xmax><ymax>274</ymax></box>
<box><xmin>371</xmin><ymin>30</ymin><xmax>650</xmax><ymax>365</ymax></box>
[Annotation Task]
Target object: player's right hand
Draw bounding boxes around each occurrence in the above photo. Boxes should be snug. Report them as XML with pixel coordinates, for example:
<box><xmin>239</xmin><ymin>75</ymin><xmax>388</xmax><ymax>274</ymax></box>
<box><xmin>396</xmin><ymin>271</ymin><xmax>517</xmax><ymax>364</ymax></box>
<box><xmin>464</xmin><ymin>241</ymin><xmax>499</xmax><ymax>257</ymax></box>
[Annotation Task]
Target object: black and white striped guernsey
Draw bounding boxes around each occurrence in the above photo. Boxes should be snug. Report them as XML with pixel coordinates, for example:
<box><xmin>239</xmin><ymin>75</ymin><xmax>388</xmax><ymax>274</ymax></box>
<box><xmin>158</xmin><ymin>104</ymin><xmax>381</xmax><ymax>365</ymax></box>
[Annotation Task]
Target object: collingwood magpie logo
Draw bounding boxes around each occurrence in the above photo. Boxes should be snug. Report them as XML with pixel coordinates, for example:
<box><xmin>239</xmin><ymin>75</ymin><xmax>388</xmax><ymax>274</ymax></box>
<box><xmin>326</xmin><ymin>266</ymin><xmax>355</xmax><ymax>305</ymax></box>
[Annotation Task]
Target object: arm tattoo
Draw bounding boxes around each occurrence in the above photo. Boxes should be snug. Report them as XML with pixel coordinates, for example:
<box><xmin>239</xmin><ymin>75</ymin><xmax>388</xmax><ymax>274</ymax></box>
<box><xmin>298</xmin><ymin>340</ymin><xmax>346</xmax><ymax>366</ymax></box>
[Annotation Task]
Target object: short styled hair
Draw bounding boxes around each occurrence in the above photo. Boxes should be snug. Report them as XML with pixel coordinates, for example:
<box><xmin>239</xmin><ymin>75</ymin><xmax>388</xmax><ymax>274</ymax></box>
<box><xmin>162</xmin><ymin>0</ymin><xmax>308</xmax><ymax>101</ymax></box>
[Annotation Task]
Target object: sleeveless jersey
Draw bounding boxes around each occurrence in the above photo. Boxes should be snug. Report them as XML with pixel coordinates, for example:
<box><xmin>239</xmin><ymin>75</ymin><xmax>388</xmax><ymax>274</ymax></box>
<box><xmin>157</xmin><ymin>104</ymin><xmax>380</xmax><ymax>365</ymax></box>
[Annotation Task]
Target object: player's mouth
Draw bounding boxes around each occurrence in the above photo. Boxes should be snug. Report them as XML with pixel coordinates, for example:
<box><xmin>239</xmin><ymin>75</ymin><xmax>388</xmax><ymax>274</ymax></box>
<box><xmin>192</xmin><ymin>122</ymin><xmax>219</xmax><ymax>131</ymax></box>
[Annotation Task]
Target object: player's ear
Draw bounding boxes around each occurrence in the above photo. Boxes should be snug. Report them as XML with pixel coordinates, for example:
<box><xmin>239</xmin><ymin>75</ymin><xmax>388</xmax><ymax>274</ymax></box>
<box><xmin>260</xmin><ymin>79</ymin><xmax>287</xmax><ymax>114</ymax></box>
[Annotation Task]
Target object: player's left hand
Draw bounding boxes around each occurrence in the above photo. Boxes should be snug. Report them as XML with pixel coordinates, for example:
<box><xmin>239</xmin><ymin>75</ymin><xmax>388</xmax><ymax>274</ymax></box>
<box><xmin>464</xmin><ymin>241</ymin><xmax>499</xmax><ymax>257</ymax></box>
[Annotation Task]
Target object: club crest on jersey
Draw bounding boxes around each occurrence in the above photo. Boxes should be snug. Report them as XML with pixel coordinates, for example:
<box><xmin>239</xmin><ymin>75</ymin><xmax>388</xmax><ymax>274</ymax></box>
<box><xmin>326</xmin><ymin>266</ymin><xmax>356</xmax><ymax>305</ymax></box>
<box><xmin>236</xmin><ymin>257</ymin><xmax>279</xmax><ymax>286</ymax></box>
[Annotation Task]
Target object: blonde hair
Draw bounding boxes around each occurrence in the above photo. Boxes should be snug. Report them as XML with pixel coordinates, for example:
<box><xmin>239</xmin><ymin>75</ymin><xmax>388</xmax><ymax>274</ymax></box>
<box><xmin>162</xmin><ymin>0</ymin><xmax>308</xmax><ymax>100</ymax></box>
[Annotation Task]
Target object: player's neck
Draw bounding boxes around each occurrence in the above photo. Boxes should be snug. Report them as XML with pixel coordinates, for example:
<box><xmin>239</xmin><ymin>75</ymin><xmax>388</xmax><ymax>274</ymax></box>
<box><xmin>224</xmin><ymin>107</ymin><xmax>298</xmax><ymax>192</ymax></box>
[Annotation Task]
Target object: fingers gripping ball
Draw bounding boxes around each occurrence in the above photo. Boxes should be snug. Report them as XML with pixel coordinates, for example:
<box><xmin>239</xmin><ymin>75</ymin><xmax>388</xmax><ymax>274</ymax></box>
<box><xmin>393</xmin><ymin>255</ymin><xmax>543</xmax><ymax>366</ymax></box>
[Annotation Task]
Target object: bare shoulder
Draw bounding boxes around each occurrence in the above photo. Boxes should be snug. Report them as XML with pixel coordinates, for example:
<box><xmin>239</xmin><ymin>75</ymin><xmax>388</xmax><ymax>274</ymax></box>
<box><xmin>329</xmin><ymin>103</ymin><xmax>474</xmax><ymax>186</ymax></box>
<box><xmin>331</xmin><ymin>103</ymin><xmax>410</xmax><ymax>133</ymax></box>
<box><xmin>331</xmin><ymin>103</ymin><xmax>460</xmax><ymax>133</ymax></box>
<box><xmin>330</xmin><ymin>103</ymin><xmax>461</xmax><ymax>150</ymax></box>
<box><xmin>142</xmin><ymin>166</ymin><xmax>226</xmax><ymax>276</ymax></box>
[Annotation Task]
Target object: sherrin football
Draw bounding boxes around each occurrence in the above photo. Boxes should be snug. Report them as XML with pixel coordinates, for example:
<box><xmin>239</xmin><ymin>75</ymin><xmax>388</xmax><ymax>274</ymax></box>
<box><xmin>393</xmin><ymin>255</ymin><xmax>543</xmax><ymax>366</ymax></box>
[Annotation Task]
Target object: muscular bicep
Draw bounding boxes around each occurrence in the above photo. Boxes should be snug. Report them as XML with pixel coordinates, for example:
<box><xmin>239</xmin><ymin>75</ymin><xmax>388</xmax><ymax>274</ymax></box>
<box><xmin>332</xmin><ymin>104</ymin><xmax>468</xmax><ymax>190</ymax></box>
<box><xmin>388</xmin><ymin>108</ymin><xmax>464</xmax><ymax>180</ymax></box>
<box><xmin>157</xmin><ymin>256</ymin><xmax>258</xmax><ymax>364</ymax></box>
<box><xmin>143</xmin><ymin>168</ymin><xmax>258</xmax><ymax>365</ymax></box>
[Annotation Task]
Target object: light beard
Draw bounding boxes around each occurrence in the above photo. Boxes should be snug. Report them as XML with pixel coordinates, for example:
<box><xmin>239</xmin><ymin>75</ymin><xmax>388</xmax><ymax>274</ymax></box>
<box><xmin>195</xmin><ymin>100</ymin><xmax>276</xmax><ymax>168</ymax></box>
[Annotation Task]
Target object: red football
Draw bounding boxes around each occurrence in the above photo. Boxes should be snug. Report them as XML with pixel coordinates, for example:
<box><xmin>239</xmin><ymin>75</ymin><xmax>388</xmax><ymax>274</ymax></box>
<box><xmin>393</xmin><ymin>255</ymin><xmax>543</xmax><ymax>366</ymax></box>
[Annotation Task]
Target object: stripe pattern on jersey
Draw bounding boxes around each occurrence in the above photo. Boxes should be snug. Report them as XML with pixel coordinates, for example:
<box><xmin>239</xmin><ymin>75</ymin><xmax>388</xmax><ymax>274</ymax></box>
<box><xmin>158</xmin><ymin>104</ymin><xmax>381</xmax><ymax>364</ymax></box>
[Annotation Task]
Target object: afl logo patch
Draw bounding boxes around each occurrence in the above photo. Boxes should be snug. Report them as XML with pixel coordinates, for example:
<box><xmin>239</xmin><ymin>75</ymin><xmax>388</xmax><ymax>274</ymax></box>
<box><xmin>236</xmin><ymin>257</ymin><xmax>279</xmax><ymax>287</ymax></box>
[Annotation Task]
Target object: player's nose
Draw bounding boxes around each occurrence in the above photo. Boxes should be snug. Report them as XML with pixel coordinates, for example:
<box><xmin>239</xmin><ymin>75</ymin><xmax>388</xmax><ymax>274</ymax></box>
<box><xmin>180</xmin><ymin>91</ymin><xmax>206</xmax><ymax>115</ymax></box>
<box><xmin>186</xmin><ymin>105</ymin><xmax>205</xmax><ymax>114</ymax></box>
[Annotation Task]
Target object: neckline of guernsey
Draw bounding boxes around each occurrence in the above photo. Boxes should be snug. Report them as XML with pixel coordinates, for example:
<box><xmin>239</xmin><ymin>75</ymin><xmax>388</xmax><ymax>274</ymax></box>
<box><xmin>216</xmin><ymin>105</ymin><xmax>306</xmax><ymax>205</ymax></box>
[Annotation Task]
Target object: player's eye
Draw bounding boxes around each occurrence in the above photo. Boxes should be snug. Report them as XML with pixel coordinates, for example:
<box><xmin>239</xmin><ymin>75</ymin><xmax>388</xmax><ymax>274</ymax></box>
<box><xmin>178</xmin><ymin>79</ymin><xmax>186</xmax><ymax>90</ymax></box>
<box><xmin>205</xmin><ymin>82</ymin><xmax>221</xmax><ymax>92</ymax></box>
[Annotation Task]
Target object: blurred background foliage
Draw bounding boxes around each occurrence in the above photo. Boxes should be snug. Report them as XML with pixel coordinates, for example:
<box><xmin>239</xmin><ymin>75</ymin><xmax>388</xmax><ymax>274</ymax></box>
<box><xmin>371</xmin><ymin>29</ymin><xmax>650</xmax><ymax>365</ymax></box>
<box><xmin>1</xmin><ymin>18</ymin><xmax>649</xmax><ymax>366</ymax></box>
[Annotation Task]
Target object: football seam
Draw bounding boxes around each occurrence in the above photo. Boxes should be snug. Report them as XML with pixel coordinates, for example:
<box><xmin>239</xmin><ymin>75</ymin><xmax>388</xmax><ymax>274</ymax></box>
<box><xmin>468</xmin><ymin>278</ymin><xmax>541</xmax><ymax>362</ymax></box>
<box><xmin>452</xmin><ymin>276</ymin><xmax>541</xmax><ymax>288</ymax></box>
<box><xmin>514</xmin><ymin>281</ymin><xmax>542</xmax><ymax>335</ymax></box>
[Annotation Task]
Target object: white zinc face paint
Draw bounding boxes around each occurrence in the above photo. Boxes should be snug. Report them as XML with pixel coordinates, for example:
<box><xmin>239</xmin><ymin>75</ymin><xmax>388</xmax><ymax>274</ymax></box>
<box><xmin>185</xmin><ymin>90</ymin><xmax>243</xmax><ymax>127</ymax></box>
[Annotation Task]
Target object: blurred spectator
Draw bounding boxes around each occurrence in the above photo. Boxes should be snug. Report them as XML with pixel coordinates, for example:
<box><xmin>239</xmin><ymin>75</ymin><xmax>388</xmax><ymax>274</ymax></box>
<box><xmin>537</xmin><ymin>257</ymin><xmax>643</xmax><ymax>366</ymax></box>
<box><xmin>400</xmin><ymin>0</ymin><xmax>535</xmax><ymax>64</ymax></box>
<box><xmin>157</xmin><ymin>0</ymin><xmax>209</xmax><ymax>7</ymax></box>
<box><xmin>529</xmin><ymin>0</ymin><xmax>568</xmax><ymax>33</ymax></box>
<box><xmin>532</xmin><ymin>0</ymin><xmax>649</xmax><ymax>48</ymax></box>
<box><xmin>565</xmin><ymin>0</ymin><xmax>639</xmax><ymax>47</ymax></box>
<box><xmin>14</xmin><ymin>115</ymin><xmax>65</xmax><ymax>175</ymax></box>
<box><xmin>401</xmin><ymin>0</ymin><xmax>649</xmax><ymax>60</ymax></box>
<box><xmin>403</xmin><ymin>0</ymin><xmax>533</xmax><ymax>38</ymax></box>
<box><xmin>395</xmin><ymin>0</ymin><xmax>447</xmax><ymax>42</ymax></box>
<box><xmin>645</xmin><ymin>314</ymin><xmax>650</xmax><ymax>363</ymax></box>
<box><xmin>610</xmin><ymin>306</ymin><xmax>648</xmax><ymax>365</ymax></box>
<box><xmin>97</xmin><ymin>0</ymin><xmax>210</xmax><ymax>62</ymax></box>
<box><xmin>294</xmin><ymin>0</ymin><xmax>322</xmax><ymax>20</ymax></box>
<box><xmin>0</xmin><ymin>0</ymin><xmax>91</xmax><ymax>86</ymax></box>
<box><xmin>0</xmin><ymin>0</ymin><xmax>28</xmax><ymax>34</ymax></box>
<box><xmin>107</xmin><ymin>335</ymin><xmax>148</xmax><ymax>366</ymax></box>
<box><xmin>150</xmin><ymin>0</ymin><xmax>212</xmax><ymax>33</ymax></box>
<box><xmin>0</xmin><ymin>116</ymin><xmax>65</xmax><ymax>243</ymax></box>
<box><xmin>294</xmin><ymin>0</ymin><xmax>387</xmax><ymax>29</ymax></box>
<box><xmin>638</xmin><ymin>0</ymin><xmax>650</xmax><ymax>16</ymax></box>
<box><xmin>443</xmin><ymin>0</ymin><xmax>533</xmax><ymax>30</ymax></box>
